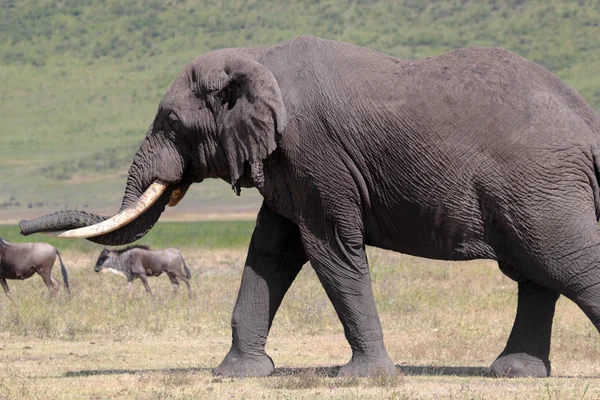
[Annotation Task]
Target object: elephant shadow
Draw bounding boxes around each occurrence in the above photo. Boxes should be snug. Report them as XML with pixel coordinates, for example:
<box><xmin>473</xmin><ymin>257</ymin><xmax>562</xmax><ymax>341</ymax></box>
<box><xmin>272</xmin><ymin>364</ymin><xmax>491</xmax><ymax>378</ymax></box>
<box><xmin>62</xmin><ymin>367</ymin><xmax>210</xmax><ymax>377</ymax></box>
<box><xmin>62</xmin><ymin>365</ymin><xmax>488</xmax><ymax>379</ymax></box>
<box><xmin>274</xmin><ymin>365</ymin><xmax>600</xmax><ymax>379</ymax></box>
<box><xmin>62</xmin><ymin>365</ymin><xmax>598</xmax><ymax>379</ymax></box>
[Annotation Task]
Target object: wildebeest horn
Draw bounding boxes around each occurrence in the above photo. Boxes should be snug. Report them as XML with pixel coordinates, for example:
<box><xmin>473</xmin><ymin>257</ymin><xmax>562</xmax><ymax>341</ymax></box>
<box><xmin>41</xmin><ymin>180</ymin><xmax>169</xmax><ymax>239</ymax></box>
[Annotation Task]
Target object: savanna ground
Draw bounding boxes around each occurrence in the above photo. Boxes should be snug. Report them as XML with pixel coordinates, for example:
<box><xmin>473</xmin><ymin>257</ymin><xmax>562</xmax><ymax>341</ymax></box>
<box><xmin>0</xmin><ymin>222</ymin><xmax>599</xmax><ymax>399</ymax></box>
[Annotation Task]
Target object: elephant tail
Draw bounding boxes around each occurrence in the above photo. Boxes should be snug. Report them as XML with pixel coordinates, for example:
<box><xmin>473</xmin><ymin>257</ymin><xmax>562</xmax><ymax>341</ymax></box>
<box><xmin>56</xmin><ymin>249</ymin><xmax>70</xmax><ymax>295</ymax></box>
<box><xmin>179</xmin><ymin>252</ymin><xmax>191</xmax><ymax>280</ymax></box>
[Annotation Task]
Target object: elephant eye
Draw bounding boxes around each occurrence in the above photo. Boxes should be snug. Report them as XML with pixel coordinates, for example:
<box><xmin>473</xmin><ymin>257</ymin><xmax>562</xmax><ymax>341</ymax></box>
<box><xmin>167</xmin><ymin>113</ymin><xmax>184</xmax><ymax>132</ymax></box>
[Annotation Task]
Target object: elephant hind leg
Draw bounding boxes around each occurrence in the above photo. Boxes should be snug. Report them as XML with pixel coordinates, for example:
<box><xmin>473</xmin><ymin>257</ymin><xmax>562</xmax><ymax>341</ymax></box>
<box><xmin>490</xmin><ymin>267</ymin><xmax>560</xmax><ymax>378</ymax></box>
<box><xmin>531</xmin><ymin>230</ymin><xmax>600</xmax><ymax>334</ymax></box>
<box><xmin>569</xmin><ymin>272</ymin><xmax>600</xmax><ymax>334</ymax></box>
<box><xmin>494</xmin><ymin>203</ymin><xmax>600</xmax><ymax>376</ymax></box>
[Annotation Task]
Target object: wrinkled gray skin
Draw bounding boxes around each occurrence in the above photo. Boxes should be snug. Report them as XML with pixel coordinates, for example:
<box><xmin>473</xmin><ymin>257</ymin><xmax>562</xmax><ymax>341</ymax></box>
<box><xmin>94</xmin><ymin>245</ymin><xmax>192</xmax><ymax>298</ymax></box>
<box><xmin>0</xmin><ymin>238</ymin><xmax>69</xmax><ymax>298</ymax></box>
<box><xmin>20</xmin><ymin>36</ymin><xmax>600</xmax><ymax>378</ymax></box>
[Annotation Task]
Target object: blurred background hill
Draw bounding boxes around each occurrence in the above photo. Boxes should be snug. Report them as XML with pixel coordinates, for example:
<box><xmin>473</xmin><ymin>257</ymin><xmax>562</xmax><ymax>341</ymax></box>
<box><xmin>1</xmin><ymin>0</ymin><xmax>599</xmax><ymax>222</ymax></box>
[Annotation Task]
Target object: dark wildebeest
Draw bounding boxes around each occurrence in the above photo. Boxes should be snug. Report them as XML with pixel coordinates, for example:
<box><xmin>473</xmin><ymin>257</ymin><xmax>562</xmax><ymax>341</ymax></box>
<box><xmin>0</xmin><ymin>238</ymin><xmax>69</xmax><ymax>298</ymax></box>
<box><xmin>94</xmin><ymin>245</ymin><xmax>192</xmax><ymax>297</ymax></box>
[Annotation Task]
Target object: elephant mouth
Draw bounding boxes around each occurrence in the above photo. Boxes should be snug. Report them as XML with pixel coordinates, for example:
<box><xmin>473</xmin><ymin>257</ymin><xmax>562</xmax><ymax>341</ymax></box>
<box><xmin>167</xmin><ymin>182</ymin><xmax>191</xmax><ymax>207</ymax></box>
<box><xmin>38</xmin><ymin>180</ymin><xmax>175</xmax><ymax>239</ymax></box>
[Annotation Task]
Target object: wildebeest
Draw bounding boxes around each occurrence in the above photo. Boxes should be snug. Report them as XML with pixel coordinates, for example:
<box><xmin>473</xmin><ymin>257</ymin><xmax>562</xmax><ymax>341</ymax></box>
<box><xmin>0</xmin><ymin>238</ymin><xmax>69</xmax><ymax>298</ymax></box>
<box><xmin>94</xmin><ymin>245</ymin><xmax>192</xmax><ymax>297</ymax></box>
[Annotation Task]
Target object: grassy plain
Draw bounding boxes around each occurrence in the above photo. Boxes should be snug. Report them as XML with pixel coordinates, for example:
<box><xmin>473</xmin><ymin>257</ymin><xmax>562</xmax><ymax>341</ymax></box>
<box><xmin>0</xmin><ymin>221</ymin><xmax>256</xmax><ymax>252</ymax></box>
<box><xmin>0</xmin><ymin>222</ymin><xmax>599</xmax><ymax>399</ymax></box>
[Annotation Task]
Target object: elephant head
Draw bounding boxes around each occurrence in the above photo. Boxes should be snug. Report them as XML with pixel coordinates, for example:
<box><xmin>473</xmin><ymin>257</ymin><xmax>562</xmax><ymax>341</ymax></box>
<box><xmin>19</xmin><ymin>50</ymin><xmax>287</xmax><ymax>245</ymax></box>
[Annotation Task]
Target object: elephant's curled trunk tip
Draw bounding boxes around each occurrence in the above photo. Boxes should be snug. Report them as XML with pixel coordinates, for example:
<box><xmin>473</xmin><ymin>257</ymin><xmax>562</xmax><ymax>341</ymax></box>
<box><xmin>19</xmin><ymin>218</ymin><xmax>47</xmax><ymax>236</ymax></box>
<box><xmin>17</xmin><ymin>210</ymin><xmax>108</xmax><ymax>238</ymax></box>
<box><xmin>20</xmin><ymin>219</ymin><xmax>38</xmax><ymax>236</ymax></box>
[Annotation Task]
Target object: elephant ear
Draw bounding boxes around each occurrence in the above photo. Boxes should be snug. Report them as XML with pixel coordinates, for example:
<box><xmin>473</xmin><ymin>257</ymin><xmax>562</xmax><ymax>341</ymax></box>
<box><xmin>200</xmin><ymin>54</ymin><xmax>287</xmax><ymax>194</ymax></box>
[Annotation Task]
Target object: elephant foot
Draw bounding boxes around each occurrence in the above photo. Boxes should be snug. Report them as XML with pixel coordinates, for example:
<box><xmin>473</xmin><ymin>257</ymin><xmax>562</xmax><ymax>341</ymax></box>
<box><xmin>213</xmin><ymin>349</ymin><xmax>274</xmax><ymax>378</ymax></box>
<box><xmin>489</xmin><ymin>353</ymin><xmax>551</xmax><ymax>378</ymax></box>
<box><xmin>338</xmin><ymin>354</ymin><xmax>397</xmax><ymax>377</ymax></box>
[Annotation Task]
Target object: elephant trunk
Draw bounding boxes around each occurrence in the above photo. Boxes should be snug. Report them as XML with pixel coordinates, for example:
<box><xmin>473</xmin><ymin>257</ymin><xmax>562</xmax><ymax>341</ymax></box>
<box><xmin>19</xmin><ymin>185</ymin><xmax>172</xmax><ymax>245</ymax></box>
<box><xmin>19</xmin><ymin>116</ymin><xmax>190</xmax><ymax>246</ymax></box>
<box><xmin>19</xmin><ymin>134</ymin><xmax>184</xmax><ymax>245</ymax></box>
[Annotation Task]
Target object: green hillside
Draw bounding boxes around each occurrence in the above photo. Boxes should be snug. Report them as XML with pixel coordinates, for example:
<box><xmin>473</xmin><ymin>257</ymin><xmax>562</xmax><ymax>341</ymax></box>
<box><xmin>1</xmin><ymin>0</ymin><xmax>599</xmax><ymax>221</ymax></box>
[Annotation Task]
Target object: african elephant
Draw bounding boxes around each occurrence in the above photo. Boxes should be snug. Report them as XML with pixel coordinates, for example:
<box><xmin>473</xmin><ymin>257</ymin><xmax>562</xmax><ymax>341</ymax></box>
<box><xmin>20</xmin><ymin>36</ymin><xmax>600</xmax><ymax>378</ymax></box>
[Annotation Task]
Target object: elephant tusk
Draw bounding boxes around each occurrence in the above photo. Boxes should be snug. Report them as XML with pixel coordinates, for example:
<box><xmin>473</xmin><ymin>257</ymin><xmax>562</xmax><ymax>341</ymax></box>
<box><xmin>41</xmin><ymin>180</ymin><xmax>169</xmax><ymax>239</ymax></box>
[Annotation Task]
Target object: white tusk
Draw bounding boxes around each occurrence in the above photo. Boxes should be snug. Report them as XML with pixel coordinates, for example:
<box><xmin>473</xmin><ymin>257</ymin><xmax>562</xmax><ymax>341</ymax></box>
<box><xmin>42</xmin><ymin>180</ymin><xmax>169</xmax><ymax>239</ymax></box>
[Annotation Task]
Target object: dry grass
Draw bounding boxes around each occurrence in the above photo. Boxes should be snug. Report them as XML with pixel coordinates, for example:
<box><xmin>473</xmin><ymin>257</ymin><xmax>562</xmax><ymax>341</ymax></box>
<box><xmin>0</xmin><ymin>247</ymin><xmax>599</xmax><ymax>399</ymax></box>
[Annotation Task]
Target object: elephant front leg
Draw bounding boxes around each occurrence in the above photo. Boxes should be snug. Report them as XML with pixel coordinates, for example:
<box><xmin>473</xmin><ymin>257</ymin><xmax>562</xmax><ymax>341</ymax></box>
<box><xmin>214</xmin><ymin>206</ymin><xmax>307</xmax><ymax>378</ymax></box>
<box><xmin>301</xmin><ymin>226</ymin><xmax>396</xmax><ymax>377</ymax></box>
<box><xmin>490</xmin><ymin>269</ymin><xmax>560</xmax><ymax>378</ymax></box>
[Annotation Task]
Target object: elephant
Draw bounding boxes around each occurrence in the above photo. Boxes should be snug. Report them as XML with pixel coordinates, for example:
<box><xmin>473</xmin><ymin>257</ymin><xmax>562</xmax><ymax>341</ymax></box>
<box><xmin>94</xmin><ymin>245</ymin><xmax>192</xmax><ymax>297</ymax></box>
<box><xmin>19</xmin><ymin>36</ymin><xmax>600</xmax><ymax>378</ymax></box>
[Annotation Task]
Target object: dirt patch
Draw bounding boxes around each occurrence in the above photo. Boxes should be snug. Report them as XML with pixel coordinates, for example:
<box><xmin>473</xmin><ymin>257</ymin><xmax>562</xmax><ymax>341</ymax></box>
<box><xmin>64</xmin><ymin>171</ymin><xmax>125</xmax><ymax>185</ymax></box>
<box><xmin>0</xmin><ymin>160</ymin><xmax>31</xmax><ymax>166</ymax></box>
<box><xmin>159</xmin><ymin>211</ymin><xmax>258</xmax><ymax>222</ymax></box>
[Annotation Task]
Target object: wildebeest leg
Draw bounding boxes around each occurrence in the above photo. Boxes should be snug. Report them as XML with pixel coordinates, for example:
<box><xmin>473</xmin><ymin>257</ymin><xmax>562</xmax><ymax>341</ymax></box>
<box><xmin>38</xmin><ymin>270</ymin><xmax>58</xmax><ymax>297</ymax></box>
<box><xmin>1</xmin><ymin>278</ymin><xmax>13</xmax><ymax>302</ymax></box>
<box><xmin>181</xmin><ymin>274</ymin><xmax>192</xmax><ymax>299</ymax></box>
<box><xmin>172</xmin><ymin>270</ymin><xmax>192</xmax><ymax>298</ymax></box>
<box><xmin>1</xmin><ymin>278</ymin><xmax>15</xmax><ymax>309</ymax></box>
<box><xmin>167</xmin><ymin>272</ymin><xmax>179</xmax><ymax>295</ymax></box>
<box><xmin>1</xmin><ymin>278</ymin><xmax>9</xmax><ymax>295</ymax></box>
<box><xmin>138</xmin><ymin>273</ymin><xmax>152</xmax><ymax>294</ymax></box>
<box><xmin>126</xmin><ymin>278</ymin><xmax>134</xmax><ymax>295</ymax></box>
<box><xmin>51</xmin><ymin>276</ymin><xmax>60</xmax><ymax>289</ymax></box>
